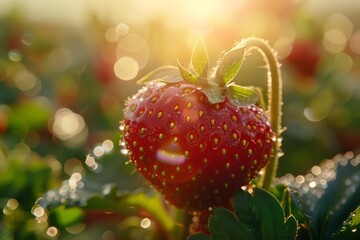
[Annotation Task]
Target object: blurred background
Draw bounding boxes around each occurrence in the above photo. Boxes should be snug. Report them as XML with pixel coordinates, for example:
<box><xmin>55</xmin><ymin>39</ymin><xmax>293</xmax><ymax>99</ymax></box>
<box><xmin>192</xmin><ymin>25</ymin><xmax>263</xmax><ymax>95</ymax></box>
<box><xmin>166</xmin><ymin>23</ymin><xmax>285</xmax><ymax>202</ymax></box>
<box><xmin>0</xmin><ymin>0</ymin><xmax>359</xmax><ymax>239</ymax></box>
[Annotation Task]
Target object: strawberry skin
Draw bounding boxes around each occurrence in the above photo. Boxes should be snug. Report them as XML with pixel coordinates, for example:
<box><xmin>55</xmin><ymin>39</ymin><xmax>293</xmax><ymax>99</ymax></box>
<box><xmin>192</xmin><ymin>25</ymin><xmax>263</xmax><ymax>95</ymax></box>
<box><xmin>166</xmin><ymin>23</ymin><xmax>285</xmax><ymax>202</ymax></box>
<box><xmin>123</xmin><ymin>81</ymin><xmax>275</xmax><ymax>211</ymax></box>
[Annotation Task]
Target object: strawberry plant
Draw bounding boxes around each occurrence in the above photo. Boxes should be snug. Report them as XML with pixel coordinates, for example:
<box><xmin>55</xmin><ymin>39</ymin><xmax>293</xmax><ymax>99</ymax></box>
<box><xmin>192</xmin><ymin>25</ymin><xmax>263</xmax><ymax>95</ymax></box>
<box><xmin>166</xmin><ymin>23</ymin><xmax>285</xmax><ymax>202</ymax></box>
<box><xmin>33</xmin><ymin>37</ymin><xmax>359</xmax><ymax>240</ymax></box>
<box><xmin>122</xmin><ymin>42</ymin><xmax>276</xmax><ymax>212</ymax></box>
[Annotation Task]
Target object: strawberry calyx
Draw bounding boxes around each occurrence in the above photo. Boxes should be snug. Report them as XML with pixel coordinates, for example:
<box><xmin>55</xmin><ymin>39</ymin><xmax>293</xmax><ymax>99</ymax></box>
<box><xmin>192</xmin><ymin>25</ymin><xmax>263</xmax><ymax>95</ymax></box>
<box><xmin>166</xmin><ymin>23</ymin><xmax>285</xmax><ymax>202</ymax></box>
<box><xmin>137</xmin><ymin>39</ymin><xmax>259</xmax><ymax>107</ymax></box>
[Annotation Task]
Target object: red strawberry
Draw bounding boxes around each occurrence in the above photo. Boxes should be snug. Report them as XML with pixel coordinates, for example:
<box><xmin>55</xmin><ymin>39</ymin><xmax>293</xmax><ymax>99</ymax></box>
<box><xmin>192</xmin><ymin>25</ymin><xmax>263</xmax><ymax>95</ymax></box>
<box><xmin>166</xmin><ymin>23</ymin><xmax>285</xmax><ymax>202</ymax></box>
<box><xmin>122</xmin><ymin>40</ymin><xmax>276</xmax><ymax>212</ymax></box>
<box><xmin>286</xmin><ymin>39</ymin><xmax>321</xmax><ymax>77</ymax></box>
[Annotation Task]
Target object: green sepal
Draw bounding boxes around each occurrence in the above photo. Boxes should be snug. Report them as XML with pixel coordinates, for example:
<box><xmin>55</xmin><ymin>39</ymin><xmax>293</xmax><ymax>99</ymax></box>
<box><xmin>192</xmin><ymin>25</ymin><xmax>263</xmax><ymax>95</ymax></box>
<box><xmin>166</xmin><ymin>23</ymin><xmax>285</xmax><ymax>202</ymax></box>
<box><xmin>226</xmin><ymin>84</ymin><xmax>259</xmax><ymax>106</ymax></box>
<box><xmin>191</xmin><ymin>39</ymin><xmax>209</xmax><ymax>78</ymax></box>
<box><xmin>177</xmin><ymin>59</ymin><xmax>199</xmax><ymax>83</ymax></box>
<box><xmin>201</xmin><ymin>82</ymin><xmax>225</xmax><ymax>104</ymax></box>
<box><xmin>136</xmin><ymin>65</ymin><xmax>182</xmax><ymax>84</ymax></box>
<box><xmin>215</xmin><ymin>45</ymin><xmax>245</xmax><ymax>85</ymax></box>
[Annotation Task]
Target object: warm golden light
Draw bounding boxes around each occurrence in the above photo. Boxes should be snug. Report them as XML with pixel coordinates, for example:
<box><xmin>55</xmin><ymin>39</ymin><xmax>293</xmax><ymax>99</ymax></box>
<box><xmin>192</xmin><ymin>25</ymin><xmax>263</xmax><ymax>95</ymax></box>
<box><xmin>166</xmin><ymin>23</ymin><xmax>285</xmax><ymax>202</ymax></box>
<box><xmin>114</xmin><ymin>57</ymin><xmax>139</xmax><ymax>80</ymax></box>
<box><xmin>51</xmin><ymin>108</ymin><xmax>86</xmax><ymax>141</ymax></box>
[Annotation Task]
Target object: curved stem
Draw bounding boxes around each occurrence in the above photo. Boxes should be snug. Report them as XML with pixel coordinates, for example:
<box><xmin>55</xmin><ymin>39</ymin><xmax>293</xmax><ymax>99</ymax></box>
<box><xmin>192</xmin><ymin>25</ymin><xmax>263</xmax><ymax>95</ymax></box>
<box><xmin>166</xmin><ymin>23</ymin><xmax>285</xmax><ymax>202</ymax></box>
<box><xmin>241</xmin><ymin>38</ymin><xmax>283</xmax><ymax>191</ymax></box>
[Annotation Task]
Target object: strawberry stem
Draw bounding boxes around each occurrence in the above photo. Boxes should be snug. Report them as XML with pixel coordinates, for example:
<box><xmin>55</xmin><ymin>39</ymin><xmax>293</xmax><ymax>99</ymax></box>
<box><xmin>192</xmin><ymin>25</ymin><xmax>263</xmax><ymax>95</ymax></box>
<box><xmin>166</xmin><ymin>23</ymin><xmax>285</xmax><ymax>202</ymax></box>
<box><xmin>240</xmin><ymin>37</ymin><xmax>283</xmax><ymax>191</ymax></box>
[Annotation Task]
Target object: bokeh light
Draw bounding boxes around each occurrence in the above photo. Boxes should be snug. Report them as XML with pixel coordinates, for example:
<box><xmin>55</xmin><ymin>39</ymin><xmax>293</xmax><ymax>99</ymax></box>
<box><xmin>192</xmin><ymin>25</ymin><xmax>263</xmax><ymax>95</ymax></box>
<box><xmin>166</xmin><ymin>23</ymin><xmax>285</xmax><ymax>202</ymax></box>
<box><xmin>8</xmin><ymin>50</ymin><xmax>22</xmax><ymax>62</ymax></box>
<box><xmin>6</xmin><ymin>199</ymin><xmax>19</xmax><ymax>211</ymax></box>
<box><xmin>349</xmin><ymin>30</ymin><xmax>360</xmax><ymax>54</ymax></box>
<box><xmin>114</xmin><ymin>57</ymin><xmax>139</xmax><ymax>80</ymax></box>
<box><xmin>140</xmin><ymin>218</ymin><xmax>151</xmax><ymax>229</ymax></box>
<box><xmin>51</xmin><ymin>108</ymin><xmax>88</xmax><ymax>146</ymax></box>
<box><xmin>47</xmin><ymin>226</ymin><xmax>58</xmax><ymax>237</ymax></box>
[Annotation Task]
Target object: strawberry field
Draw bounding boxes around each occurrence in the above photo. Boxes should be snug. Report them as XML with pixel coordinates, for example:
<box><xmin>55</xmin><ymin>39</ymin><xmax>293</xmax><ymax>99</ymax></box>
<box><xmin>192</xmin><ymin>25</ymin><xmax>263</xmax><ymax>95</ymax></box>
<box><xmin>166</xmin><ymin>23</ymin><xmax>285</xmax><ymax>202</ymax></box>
<box><xmin>0</xmin><ymin>0</ymin><xmax>359</xmax><ymax>239</ymax></box>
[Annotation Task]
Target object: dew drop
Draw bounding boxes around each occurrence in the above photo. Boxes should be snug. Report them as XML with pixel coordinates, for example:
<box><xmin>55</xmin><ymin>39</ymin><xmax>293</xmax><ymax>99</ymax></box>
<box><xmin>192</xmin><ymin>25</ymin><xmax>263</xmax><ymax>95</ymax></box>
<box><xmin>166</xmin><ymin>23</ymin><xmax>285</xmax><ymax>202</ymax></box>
<box><xmin>120</xmin><ymin>148</ymin><xmax>129</xmax><ymax>155</ymax></box>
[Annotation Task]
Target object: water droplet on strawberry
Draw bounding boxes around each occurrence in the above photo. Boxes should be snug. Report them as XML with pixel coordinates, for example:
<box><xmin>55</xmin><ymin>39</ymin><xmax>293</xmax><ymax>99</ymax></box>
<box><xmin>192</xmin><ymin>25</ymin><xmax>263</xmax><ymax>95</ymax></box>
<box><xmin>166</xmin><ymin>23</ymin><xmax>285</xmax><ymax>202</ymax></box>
<box><xmin>156</xmin><ymin>142</ymin><xmax>186</xmax><ymax>165</ymax></box>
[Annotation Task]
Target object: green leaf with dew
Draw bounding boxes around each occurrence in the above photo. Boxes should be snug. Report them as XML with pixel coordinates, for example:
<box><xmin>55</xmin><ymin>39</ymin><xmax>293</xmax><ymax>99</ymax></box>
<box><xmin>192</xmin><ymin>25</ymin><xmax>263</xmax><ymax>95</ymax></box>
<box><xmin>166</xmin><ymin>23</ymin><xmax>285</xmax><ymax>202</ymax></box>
<box><xmin>41</xmin><ymin>183</ymin><xmax>175</xmax><ymax>233</ymax></box>
<box><xmin>332</xmin><ymin>206</ymin><xmax>360</xmax><ymax>239</ymax></box>
<box><xmin>285</xmin><ymin>152</ymin><xmax>360</xmax><ymax>240</ymax></box>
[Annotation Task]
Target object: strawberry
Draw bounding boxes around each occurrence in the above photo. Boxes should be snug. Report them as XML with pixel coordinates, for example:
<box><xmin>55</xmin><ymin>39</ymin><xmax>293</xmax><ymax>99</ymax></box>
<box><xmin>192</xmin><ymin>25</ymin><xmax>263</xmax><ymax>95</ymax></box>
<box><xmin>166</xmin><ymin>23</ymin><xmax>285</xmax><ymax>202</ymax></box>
<box><xmin>286</xmin><ymin>39</ymin><xmax>320</xmax><ymax>77</ymax></box>
<box><xmin>122</xmin><ymin>39</ymin><xmax>276</xmax><ymax>212</ymax></box>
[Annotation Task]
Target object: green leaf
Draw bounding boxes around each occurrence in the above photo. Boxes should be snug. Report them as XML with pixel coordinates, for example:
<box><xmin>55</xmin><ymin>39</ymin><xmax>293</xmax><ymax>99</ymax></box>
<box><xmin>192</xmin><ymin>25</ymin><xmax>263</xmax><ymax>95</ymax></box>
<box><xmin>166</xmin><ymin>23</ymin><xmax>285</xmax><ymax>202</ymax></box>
<box><xmin>226</xmin><ymin>84</ymin><xmax>259</xmax><ymax>106</ymax></box>
<box><xmin>234</xmin><ymin>189</ymin><xmax>256</xmax><ymax>224</ymax></box>
<box><xmin>186</xmin><ymin>233</ymin><xmax>211</xmax><ymax>240</ymax></box>
<box><xmin>191</xmin><ymin>39</ymin><xmax>209</xmax><ymax>78</ymax></box>
<box><xmin>0</xmin><ymin>143</ymin><xmax>54</xmax><ymax>209</ymax></box>
<box><xmin>41</xmin><ymin>182</ymin><xmax>176</xmax><ymax>233</ymax></box>
<box><xmin>136</xmin><ymin>65</ymin><xmax>182</xmax><ymax>84</ymax></box>
<box><xmin>281</xmin><ymin>187</ymin><xmax>292</xmax><ymax>218</ymax></box>
<box><xmin>285</xmin><ymin>215</ymin><xmax>298</xmax><ymax>240</ymax></box>
<box><xmin>209</xmin><ymin>214</ymin><xmax>231</xmax><ymax>240</ymax></box>
<box><xmin>333</xmin><ymin>206</ymin><xmax>360</xmax><ymax>239</ymax></box>
<box><xmin>8</xmin><ymin>97</ymin><xmax>53</xmax><ymax>132</ymax></box>
<box><xmin>281</xmin><ymin>152</ymin><xmax>360</xmax><ymax>240</ymax></box>
<box><xmin>213</xmin><ymin>207</ymin><xmax>249</xmax><ymax>239</ymax></box>
<box><xmin>49</xmin><ymin>206</ymin><xmax>84</xmax><ymax>227</ymax></box>
<box><xmin>196</xmin><ymin>187</ymin><xmax>298</xmax><ymax>240</ymax></box>
<box><xmin>215</xmin><ymin>45</ymin><xmax>245</xmax><ymax>85</ymax></box>
<box><xmin>252</xmin><ymin>188</ymin><xmax>287</xmax><ymax>240</ymax></box>
<box><xmin>177</xmin><ymin>59</ymin><xmax>199</xmax><ymax>83</ymax></box>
